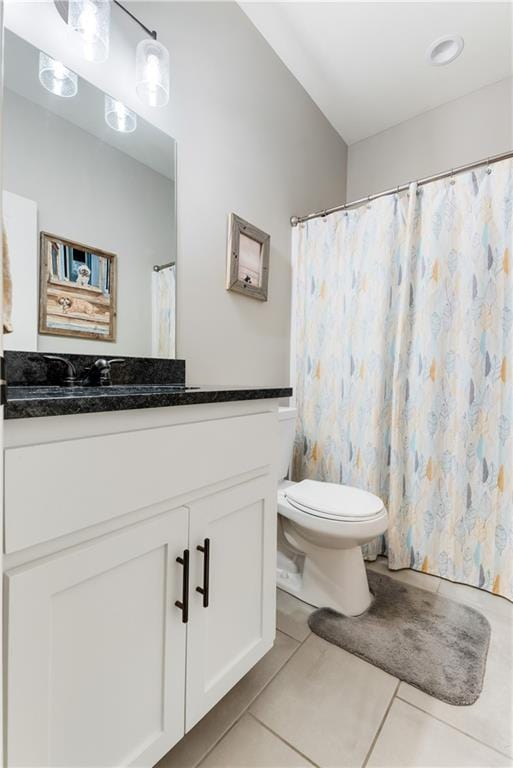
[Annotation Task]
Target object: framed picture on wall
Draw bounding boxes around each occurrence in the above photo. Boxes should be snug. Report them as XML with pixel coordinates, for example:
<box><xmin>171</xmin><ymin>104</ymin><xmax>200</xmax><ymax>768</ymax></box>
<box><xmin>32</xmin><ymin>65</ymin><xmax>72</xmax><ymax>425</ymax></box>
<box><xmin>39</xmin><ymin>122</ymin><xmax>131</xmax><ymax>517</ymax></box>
<box><xmin>226</xmin><ymin>213</ymin><xmax>270</xmax><ymax>301</ymax></box>
<box><xmin>39</xmin><ymin>232</ymin><xmax>117</xmax><ymax>341</ymax></box>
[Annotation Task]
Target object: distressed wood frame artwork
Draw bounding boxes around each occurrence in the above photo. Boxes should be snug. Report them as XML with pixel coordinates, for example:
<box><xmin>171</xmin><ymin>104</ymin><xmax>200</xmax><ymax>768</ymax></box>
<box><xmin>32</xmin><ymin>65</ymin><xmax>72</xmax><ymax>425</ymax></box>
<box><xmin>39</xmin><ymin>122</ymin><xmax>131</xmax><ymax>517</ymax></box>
<box><xmin>226</xmin><ymin>213</ymin><xmax>270</xmax><ymax>301</ymax></box>
<box><xmin>39</xmin><ymin>232</ymin><xmax>117</xmax><ymax>341</ymax></box>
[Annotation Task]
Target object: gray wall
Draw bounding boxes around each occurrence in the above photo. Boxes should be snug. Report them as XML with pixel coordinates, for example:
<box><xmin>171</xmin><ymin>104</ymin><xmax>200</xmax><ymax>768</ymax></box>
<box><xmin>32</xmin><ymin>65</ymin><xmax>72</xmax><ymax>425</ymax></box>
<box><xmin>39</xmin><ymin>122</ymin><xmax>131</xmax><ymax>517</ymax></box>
<box><xmin>347</xmin><ymin>78</ymin><xmax>513</xmax><ymax>200</ymax></box>
<box><xmin>3</xmin><ymin>88</ymin><xmax>174</xmax><ymax>357</ymax></box>
<box><xmin>5</xmin><ymin>1</ymin><xmax>348</xmax><ymax>385</ymax></box>
<box><xmin>146</xmin><ymin>2</ymin><xmax>347</xmax><ymax>385</ymax></box>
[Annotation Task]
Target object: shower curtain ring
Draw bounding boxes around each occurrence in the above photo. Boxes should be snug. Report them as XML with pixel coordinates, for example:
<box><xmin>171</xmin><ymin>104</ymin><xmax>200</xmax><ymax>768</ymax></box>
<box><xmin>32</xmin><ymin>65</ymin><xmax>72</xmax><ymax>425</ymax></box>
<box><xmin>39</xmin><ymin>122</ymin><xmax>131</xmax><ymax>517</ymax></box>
<box><xmin>486</xmin><ymin>158</ymin><xmax>492</xmax><ymax>175</ymax></box>
<box><xmin>450</xmin><ymin>169</ymin><xmax>455</xmax><ymax>186</ymax></box>
<box><xmin>367</xmin><ymin>195</ymin><xmax>371</xmax><ymax>209</ymax></box>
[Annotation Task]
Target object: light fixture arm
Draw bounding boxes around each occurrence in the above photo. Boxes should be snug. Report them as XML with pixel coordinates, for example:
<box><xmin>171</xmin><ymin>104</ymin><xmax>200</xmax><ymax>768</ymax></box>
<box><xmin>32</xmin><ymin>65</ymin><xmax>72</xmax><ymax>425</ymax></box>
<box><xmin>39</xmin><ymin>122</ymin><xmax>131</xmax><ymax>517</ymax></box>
<box><xmin>113</xmin><ymin>0</ymin><xmax>157</xmax><ymax>40</ymax></box>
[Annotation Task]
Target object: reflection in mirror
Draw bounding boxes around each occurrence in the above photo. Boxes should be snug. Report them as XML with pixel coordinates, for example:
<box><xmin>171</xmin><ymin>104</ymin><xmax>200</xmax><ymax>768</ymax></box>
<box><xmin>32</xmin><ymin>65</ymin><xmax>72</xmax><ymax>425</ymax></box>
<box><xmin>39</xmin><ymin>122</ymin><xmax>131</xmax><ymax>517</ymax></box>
<box><xmin>2</xmin><ymin>29</ymin><xmax>177</xmax><ymax>358</ymax></box>
<box><xmin>39</xmin><ymin>232</ymin><xmax>117</xmax><ymax>342</ymax></box>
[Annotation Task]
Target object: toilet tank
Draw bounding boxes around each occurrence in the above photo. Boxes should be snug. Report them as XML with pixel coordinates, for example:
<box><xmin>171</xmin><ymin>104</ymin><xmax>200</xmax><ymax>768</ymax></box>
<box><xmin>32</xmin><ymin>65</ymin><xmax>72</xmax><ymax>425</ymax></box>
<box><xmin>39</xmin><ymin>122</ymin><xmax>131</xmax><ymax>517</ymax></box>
<box><xmin>278</xmin><ymin>406</ymin><xmax>297</xmax><ymax>480</ymax></box>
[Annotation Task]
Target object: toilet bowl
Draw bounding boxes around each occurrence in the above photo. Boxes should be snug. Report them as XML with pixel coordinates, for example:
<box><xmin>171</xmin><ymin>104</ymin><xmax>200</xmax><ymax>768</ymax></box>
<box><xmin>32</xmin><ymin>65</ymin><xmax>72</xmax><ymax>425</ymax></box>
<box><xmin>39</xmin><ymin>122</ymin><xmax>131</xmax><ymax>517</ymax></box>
<box><xmin>277</xmin><ymin>407</ymin><xmax>388</xmax><ymax>616</ymax></box>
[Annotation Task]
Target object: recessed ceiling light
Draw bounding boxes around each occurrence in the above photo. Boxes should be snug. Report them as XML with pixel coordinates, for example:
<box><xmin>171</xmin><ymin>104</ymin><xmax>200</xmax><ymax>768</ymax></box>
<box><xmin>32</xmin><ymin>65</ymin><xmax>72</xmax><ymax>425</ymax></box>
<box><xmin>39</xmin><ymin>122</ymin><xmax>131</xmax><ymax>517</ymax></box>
<box><xmin>426</xmin><ymin>35</ymin><xmax>464</xmax><ymax>66</ymax></box>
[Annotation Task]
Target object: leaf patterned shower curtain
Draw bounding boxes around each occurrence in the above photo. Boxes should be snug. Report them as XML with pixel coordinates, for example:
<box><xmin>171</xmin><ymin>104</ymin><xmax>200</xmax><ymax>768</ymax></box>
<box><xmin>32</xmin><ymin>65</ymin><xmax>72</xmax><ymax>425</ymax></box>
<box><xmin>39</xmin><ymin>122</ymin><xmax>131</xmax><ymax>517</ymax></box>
<box><xmin>292</xmin><ymin>158</ymin><xmax>513</xmax><ymax>600</ymax></box>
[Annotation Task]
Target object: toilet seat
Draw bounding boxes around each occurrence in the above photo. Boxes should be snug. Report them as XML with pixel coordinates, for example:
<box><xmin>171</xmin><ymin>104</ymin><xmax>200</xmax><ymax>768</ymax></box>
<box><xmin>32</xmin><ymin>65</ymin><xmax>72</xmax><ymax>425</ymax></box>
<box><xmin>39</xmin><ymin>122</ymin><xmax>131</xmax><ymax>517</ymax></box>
<box><xmin>284</xmin><ymin>479</ymin><xmax>384</xmax><ymax>523</ymax></box>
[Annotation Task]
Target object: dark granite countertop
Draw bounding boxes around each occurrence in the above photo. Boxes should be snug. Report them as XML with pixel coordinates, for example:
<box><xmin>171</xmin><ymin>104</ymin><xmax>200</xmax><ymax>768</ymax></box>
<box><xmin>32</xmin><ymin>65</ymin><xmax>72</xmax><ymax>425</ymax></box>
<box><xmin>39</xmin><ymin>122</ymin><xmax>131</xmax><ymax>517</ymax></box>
<box><xmin>5</xmin><ymin>384</ymin><xmax>293</xmax><ymax>420</ymax></box>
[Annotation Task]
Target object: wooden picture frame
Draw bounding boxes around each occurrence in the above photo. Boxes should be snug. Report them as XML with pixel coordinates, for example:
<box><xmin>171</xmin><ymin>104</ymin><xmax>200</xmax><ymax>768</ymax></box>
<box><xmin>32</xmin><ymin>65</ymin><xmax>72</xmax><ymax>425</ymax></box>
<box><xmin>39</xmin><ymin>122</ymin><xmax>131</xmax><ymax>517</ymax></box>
<box><xmin>39</xmin><ymin>232</ymin><xmax>117</xmax><ymax>341</ymax></box>
<box><xmin>226</xmin><ymin>213</ymin><xmax>270</xmax><ymax>301</ymax></box>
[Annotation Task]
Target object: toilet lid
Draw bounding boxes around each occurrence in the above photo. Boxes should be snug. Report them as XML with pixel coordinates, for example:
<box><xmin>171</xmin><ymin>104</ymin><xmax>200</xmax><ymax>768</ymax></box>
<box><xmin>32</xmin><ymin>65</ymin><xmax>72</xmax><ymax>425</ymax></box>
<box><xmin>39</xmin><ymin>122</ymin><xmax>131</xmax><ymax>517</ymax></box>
<box><xmin>284</xmin><ymin>480</ymin><xmax>384</xmax><ymax>521</ymax></box>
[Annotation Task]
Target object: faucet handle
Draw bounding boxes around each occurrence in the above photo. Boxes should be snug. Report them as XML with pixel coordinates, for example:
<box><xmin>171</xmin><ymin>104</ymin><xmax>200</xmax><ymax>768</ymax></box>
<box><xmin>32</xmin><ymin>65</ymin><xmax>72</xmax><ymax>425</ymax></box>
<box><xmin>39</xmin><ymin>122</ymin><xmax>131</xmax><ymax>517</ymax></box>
<box><xmin>91</xmin><ymin>358</ymin><xmax>125</xmax><ymax>386</ymax></box>
<box><xmin>92</xmin><ymin>357</ymin><xmax>125</xmax><ymax>370</ymax></box>
<box><xmin>93</xmin><ymin>358</ymin><xmax>125</xmax><ymax>369</ymax></box>
<box><xmin>42</xmin><ymin>355</ymin><xmax>78</xmax><ymax>386</ymax></box>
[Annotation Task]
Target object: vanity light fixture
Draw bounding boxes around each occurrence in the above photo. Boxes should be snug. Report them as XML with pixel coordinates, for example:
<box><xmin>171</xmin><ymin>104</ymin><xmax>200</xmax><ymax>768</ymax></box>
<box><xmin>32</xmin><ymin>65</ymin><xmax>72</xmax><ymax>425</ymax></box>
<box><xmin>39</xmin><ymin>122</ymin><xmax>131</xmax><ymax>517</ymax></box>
<box><xmin>68</xmin><ymin>0</ymin><xmax>111</xmax><ymax>63</ymax></box>
<box><xmin>66</xmin><ymin>0</ymin><xmax>170</xmax><ymax>107</ymax></box>
<box><xmin>426</xmin><ymin>34</ymin><xmax>464</xmax><ymax>66</ymax></box>
<box><xmin>104</xmin><ymin>95</ymin><xmax>137</xmax><ymax>133</ymax></box>
<box><xmin>114</xmin><ymin>0</ymin><xmax>170</xmax><ymax>108</ymax></box>
<box><xmin>136</xmin><ymin>38</ymin><xmax>170</xmax><ymax>108</ymax></box>
<box><xmin>38</xmin><ymin>52</ymin><xmax>78</xmax><ymax>97</ymax></box>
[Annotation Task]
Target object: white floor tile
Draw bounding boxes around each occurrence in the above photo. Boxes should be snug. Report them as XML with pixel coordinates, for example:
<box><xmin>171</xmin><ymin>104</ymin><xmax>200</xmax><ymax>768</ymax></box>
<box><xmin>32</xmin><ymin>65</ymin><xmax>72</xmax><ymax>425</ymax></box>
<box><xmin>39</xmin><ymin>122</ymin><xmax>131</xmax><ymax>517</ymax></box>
<box><xmin>437</xmin><ymin>579</ymin><xmax>513</xmax><ymax>622</ymax></box>
<box><xmin>199</xmin><ymin>714</ymin><xmax>313</xmax><ymax>768</ymax></box>
<box><xmin>398</xmin><ymin>581</ymin><xmax>513</xmax><ymax>758</ymax></box>
<box><xmin>250</xmin><ymin>634</ymin><xmax>398</xmax><ymax>767</ymax></box>
<box><xmin>157</xmin><ymin>632</ymin><xmax>299</xmax><ymax>768</ymax></box>
<box><xmin>366</xmin><ymin>557</ymin><xmax>441</xmax><ymax>593</ymax></box>
<box><xmin>367</xmin><ymin>699</ymin><xmax>512</xmax><ymax>768</ymax></box>
<box><xmin>276</xmin><ymin>588</ymin><xmax>313</xmax><ymax>642</ymax></box>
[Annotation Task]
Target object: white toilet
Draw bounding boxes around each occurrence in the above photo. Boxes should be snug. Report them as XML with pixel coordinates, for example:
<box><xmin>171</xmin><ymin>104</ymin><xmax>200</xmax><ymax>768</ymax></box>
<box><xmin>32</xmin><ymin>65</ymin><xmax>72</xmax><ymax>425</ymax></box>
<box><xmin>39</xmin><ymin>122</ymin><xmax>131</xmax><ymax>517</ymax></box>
<box><xmin>277</xmin><ymin>407</ymin><xmax>388</xmax><ymax>616</ymax></box>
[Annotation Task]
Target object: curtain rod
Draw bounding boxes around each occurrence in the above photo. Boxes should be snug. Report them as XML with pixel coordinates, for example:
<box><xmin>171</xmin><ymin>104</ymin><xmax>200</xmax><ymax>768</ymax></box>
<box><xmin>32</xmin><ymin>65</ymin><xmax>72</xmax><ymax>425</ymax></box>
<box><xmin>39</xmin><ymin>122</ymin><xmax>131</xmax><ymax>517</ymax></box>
<box><xmin>153</xmin><ymin>261</ymin><xmax>175</xmax><ymax>272</ymax></box>
<box><xmin>290</xmin><ymin>149</ymin><xmax>513</xmax><ymax>227</ymax></box>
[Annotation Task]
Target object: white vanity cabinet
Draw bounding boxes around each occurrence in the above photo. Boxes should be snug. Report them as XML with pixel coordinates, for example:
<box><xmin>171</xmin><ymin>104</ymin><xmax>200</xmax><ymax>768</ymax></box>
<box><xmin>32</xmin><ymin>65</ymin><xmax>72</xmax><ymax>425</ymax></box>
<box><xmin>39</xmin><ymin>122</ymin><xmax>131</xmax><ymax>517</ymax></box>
<box><xmin>3</xmin><ymin>401</ymin><xmax>279</xmax><ymax>768</ymax></box>
<box><xmin>186</xmin><ymin>475</ymin><xmax>276</xmax><ymax>730</ymax></box>
<box><xmin>7</xmin><ymin>507</ymin><xmax>189</xmax><ymax>768</ymax></box>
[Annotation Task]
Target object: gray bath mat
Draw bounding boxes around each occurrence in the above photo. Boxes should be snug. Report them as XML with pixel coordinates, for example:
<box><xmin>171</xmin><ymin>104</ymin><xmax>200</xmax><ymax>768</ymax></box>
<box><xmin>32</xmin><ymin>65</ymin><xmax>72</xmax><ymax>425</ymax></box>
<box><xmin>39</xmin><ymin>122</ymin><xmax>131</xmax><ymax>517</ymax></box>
<box><xmin>308</xmin><ymin>571</ymin><xmax>491</xmax><ymax>705</ymax></box>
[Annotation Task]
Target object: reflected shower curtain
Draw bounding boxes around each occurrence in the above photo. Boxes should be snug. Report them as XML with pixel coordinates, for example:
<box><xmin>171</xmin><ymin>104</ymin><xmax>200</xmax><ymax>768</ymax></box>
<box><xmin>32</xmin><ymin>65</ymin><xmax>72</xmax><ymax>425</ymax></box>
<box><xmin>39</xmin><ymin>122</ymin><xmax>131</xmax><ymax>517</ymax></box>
<box><xmin>152</xmin><ymin>264</ymin><xmax>176</xmax><ymax>358</ymax></box>
<box><xmin>292</xmin><ymin>159</ymin><xmax>513</xmax><ymax>599</ymax></box>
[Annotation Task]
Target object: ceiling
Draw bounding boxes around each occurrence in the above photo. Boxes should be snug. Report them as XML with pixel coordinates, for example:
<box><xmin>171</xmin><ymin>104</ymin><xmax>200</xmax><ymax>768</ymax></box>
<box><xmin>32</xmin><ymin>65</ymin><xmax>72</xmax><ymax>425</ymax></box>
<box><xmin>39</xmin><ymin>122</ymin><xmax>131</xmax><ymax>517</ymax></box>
<box><xmin>240</xmin><ymin>2</ymin><xmax>513</xmax><ymax>145</ymax></box>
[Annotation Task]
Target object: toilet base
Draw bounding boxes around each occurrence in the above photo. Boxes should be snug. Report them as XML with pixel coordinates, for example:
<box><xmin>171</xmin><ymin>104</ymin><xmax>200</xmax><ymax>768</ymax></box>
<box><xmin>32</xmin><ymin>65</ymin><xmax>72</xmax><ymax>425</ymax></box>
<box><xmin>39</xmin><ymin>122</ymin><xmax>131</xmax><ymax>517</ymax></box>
<box><xmin>277</xmin><ymin>522</ymin><xmax>373</xmax><ymax>616</ymax></box>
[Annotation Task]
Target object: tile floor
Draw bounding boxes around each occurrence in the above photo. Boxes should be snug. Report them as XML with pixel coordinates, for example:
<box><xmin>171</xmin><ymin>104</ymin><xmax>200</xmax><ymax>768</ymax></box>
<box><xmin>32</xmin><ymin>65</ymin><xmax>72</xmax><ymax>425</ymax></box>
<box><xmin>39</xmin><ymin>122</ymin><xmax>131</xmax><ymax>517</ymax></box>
<box><xmin>158</xmin><ymin>557</ymin><xmax>513</xmax><ymax>768</ymax></box>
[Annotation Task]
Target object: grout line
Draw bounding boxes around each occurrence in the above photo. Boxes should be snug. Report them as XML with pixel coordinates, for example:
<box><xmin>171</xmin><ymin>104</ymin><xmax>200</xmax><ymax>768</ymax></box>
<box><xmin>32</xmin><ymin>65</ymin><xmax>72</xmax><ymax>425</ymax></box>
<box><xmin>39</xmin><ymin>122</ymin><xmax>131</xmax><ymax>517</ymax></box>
<box><xmin>195</xmin><ymin>633</ymin><xmax>307</xmax><ymax>768</ymax></box>
<box><xmin>366</xmin><ymin>559</ymin><xmax>443</xmax><ymax>592</ymax></box>
<box><xmin>361</xmin><ymin>679</ymin><xmax>400</xmax><ymax>768</ymax></box>
<box><xmin>394</xmin><ymin>695</ymin><xmax>513</xmax><ymax>762</ymax></box>
<box><xmin>432</xmin><ymin>574</ymin><xmax>513</xmax><ymax>608</ymax></box>
<box><xmin>195</xmin><ymin>716</ymin><xmax>243</xmax><ymax>768</ymax></box>
<box><xmin>248</xmin><ymin>712</ymin><xmax>320</xmax><ymax>767</ymax></box>
<box><xmin>276</xmin><ymin>627</ymin><xmax>312</xmax><ymax>643</ymax></box>
<box><xmin>195</xmin><ymin>715</ymin><xmax>244</xmax><ymax>768</ymax></box>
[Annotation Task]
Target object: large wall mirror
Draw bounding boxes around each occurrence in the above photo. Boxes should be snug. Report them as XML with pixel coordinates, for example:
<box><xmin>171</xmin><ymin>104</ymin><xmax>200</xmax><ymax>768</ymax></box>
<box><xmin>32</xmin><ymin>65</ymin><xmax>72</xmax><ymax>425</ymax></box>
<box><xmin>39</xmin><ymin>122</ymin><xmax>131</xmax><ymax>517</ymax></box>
<box><xmin>2</xmin><ymin>28</ymin><xmax>177</xmax><ymax>358</ymax></box>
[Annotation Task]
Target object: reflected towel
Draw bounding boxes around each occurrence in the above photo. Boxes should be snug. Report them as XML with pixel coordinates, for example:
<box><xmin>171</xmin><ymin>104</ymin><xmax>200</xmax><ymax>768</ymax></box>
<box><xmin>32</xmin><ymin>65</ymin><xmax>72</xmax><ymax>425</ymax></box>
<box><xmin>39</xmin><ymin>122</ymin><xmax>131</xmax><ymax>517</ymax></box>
<box><xmin>3</xmin><ymin>227</ymin><xmax>13</xmax><ymax>333</ymax></box>
<box><xmin>152</xmin><ymin>264</ymin><xmax>175</xmax><ymax>358</ymax></box>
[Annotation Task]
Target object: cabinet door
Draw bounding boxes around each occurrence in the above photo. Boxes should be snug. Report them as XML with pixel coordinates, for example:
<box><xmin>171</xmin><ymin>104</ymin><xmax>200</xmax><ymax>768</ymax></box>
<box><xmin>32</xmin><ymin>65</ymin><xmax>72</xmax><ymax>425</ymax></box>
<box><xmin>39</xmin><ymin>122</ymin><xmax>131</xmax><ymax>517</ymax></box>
<box><xmin>6</xmin><ymin>507</ymin><xmax>189</xmax><ymax>768</ymax></box>
<box><xmin>186</xmin><ymin>474</ymin><xmax>276</xmax><ymax>730</ymax></box>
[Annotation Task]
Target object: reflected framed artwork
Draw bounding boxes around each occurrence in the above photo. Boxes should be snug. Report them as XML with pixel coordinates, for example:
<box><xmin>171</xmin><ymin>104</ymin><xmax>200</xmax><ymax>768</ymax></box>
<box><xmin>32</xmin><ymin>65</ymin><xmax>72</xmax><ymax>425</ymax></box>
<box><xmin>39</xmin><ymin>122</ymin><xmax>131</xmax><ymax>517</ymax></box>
<box><xmin>39</xmin><ymin>232</ymin><xmax>117</xmax><ymax>341</ymax></box>
<box><xmin>226</xmin><ymin>213</ymin><xmax>270</xmax><ymax>301</ymax></box>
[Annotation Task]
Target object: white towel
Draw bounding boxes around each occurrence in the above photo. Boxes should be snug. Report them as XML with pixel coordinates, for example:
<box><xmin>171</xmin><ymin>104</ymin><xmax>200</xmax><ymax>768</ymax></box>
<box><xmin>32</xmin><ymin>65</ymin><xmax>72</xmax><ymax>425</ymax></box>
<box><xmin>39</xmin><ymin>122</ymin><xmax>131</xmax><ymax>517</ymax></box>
<box><xmin>152</xmin><ymin>264</ymin><xmax>175</xmax><ymax>358</ymax></box>
<box><xmin>3</xmin><ymin>227</ymin><xmax>13</xmax><ymax>333</ymax></box>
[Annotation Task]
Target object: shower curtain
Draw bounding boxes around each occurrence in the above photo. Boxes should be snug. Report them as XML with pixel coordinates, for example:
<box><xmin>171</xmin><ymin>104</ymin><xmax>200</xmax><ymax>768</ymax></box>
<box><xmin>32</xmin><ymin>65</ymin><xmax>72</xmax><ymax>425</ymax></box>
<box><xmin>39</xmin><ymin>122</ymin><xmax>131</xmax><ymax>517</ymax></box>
<box><xmin>292</xmin><ymin>158</ymin><xmax>513</xmax><ymax>600</ymax></box>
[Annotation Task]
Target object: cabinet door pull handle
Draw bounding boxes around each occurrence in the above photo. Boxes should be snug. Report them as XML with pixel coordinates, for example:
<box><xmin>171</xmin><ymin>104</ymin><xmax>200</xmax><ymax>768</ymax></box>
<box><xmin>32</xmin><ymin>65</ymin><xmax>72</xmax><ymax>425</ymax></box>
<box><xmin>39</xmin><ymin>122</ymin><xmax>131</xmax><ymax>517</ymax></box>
<box><xmin>175</xmin><ymin>549</ymin><xmax>190</xmax><ymax>623</ymax></box>
<box><xmin>196</xmin><ymin>538</ymin><xmax>210</xmax><ymax>608</ymax></box>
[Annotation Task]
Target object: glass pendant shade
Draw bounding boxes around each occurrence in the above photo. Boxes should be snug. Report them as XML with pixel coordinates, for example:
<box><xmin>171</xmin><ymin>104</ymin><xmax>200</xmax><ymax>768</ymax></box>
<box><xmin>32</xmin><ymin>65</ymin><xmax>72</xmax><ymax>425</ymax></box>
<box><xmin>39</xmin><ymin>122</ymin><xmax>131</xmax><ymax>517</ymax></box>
<box><xmin>136</xmin><ymin>39</ymin><xmax>170</xmax><ymax>107</ymax></box>
<box><xmin>68</xmin><ymin>0</ymin><xmax>111</xmax><ymax>63</ymax></box>
<box><xmin>39</xmin><ymin>52</ymin><xmax>78</xmax><ymax>97</ymax></box>
<box><xmin>104</xmin><ymin>95</ymin><xmax>137</xmax><ymax>133</ymax></box>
